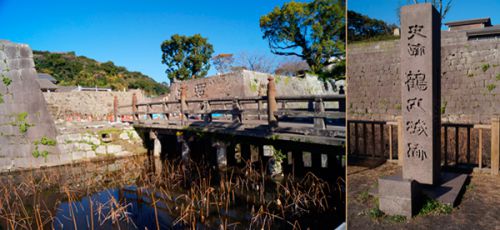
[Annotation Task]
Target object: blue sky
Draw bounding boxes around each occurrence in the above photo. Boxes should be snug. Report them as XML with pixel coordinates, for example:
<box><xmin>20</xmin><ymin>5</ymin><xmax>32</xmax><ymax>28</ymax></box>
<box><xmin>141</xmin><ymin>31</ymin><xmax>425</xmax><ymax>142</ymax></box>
<box><xmin>349</xmin><ymin>0</ymin><xmax>500</xmax><ymax>28</ymax></box>
<box><xmin>0</xmin><ymin>0</ymin><xmax>306</xmax><ymax>84</ymax></box>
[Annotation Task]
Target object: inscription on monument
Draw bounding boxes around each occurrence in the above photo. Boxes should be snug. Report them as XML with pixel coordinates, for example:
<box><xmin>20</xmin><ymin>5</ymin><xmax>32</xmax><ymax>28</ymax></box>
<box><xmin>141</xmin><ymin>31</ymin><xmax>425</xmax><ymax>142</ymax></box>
<box><xmin>194</xmin><ymin>83</ymin><xmax>207</xmax><ymax>97</ymax></box>
<box><xmin>401</xmin><ymin>4</ymin><xmax>441</xmax><ymax>185</ymax></box>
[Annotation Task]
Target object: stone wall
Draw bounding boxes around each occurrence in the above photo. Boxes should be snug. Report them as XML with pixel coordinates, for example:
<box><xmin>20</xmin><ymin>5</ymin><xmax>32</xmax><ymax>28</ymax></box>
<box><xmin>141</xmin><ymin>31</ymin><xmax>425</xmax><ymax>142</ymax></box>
<box><xmin>168</xmin><ymin>69</ymin><xmax>337</xmax><ymax>100</ymax></box>
<box><xmin>56</xmin><ymin>122</ymin><xmax>144</xmax><ymax>162</ymax></box>
<box><xmin>43</xmin><ymin>90</ymin><xmax>145</xmax><ymax>121</ymax></box>
<box><xmin>0</xmin><ymin>40</ymin><xmax>145</xmax><ymax>172</ymax></box>
<box><xmin>347</xmin><ymin>30</ymin><xmax>500</xmax><ymax>124</ymax></box>
<box><xmin>0</xmin><ymin>40</ymin><xmax>62</xmax><ymax>170</ymax></box>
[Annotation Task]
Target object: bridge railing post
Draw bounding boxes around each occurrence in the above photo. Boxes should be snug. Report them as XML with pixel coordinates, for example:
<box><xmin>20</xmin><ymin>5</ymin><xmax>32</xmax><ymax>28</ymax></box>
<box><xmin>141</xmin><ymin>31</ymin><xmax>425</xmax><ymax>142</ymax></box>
<box><xmin>232</xmin><ymin>99</ymin><xmax>242</xmax><ymax>124</ymax></box>
<box><xmin>147</xmin><ymin>104</ymin><xmax>153</xmax><ymax>120</ymax></box>
<box><xmin>132</xmin><ymin>93</ymin><xmax>138</xmax><ymax>121</ymax></box>
<box><xmin>257</xmin><ymin>82</ymin><xmax>265</xmax><ymax>120</ymax></box>
<box><xmin>162</xmin><ymin>99</ymin><xmax>169</xmax><ymax>120</ymax></box>
<box><xmin>113</xmin><ymin>95</ymin><xmax>118</xmax><ymax>122</ymax></box>
<box><xmin>267</xmin><ymin>76</ymin><xmax>278</xmax><ymax>128</ymax></box>
<box><xmin>339</xmin><ymin>87</ymin><xmax>346</xmax><ymax>112</ymax></box>
<box><xmin>203</xmin><ymin>100</ymin><xmax>212</xmax><ymax>123</ymax></box>
<box><xmin>180</xmin><ymin>85</ymin><xmax>187</xmax><ymax>124</ymax></box>
<box><xmin>314</xmin><ymin>97</ymin><xmax>326</xmax><ymax>130</ymax></box>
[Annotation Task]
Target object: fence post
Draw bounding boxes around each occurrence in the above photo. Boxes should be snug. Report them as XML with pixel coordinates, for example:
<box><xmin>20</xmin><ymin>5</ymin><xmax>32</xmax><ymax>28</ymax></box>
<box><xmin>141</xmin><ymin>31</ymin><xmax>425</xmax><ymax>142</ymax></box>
<box><xmin>397</xmin><ymin>116</ymin><xmax>404</xmax><ymax>166</ymax></box>
<box><xmin>491</xmin><ymin>117</ymin><xmax>500</xmax><ymax>175</ymax></box>
<box><xmin>389</xmin><ymin>124</ymin><xmax>393</xmax><ymax>161</ymax></box>
<box><xmin>478</xmin><ymin>128</ymin><xmax>483</xmax><ymax>169</ymax></box>
<box><xmin>267</xmin><ymin>76</ymin><xmax>278</xmax><ymax>128</ymax></box>
<box><xmin>132</xmin><ymin>93</ymin><xmax>138</xmax><ymax>121</ymax></box>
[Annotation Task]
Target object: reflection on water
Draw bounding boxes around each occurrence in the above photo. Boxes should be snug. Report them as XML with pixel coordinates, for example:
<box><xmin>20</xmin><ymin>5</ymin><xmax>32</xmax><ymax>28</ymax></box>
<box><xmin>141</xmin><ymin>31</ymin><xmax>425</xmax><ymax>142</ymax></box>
<box><xmin>1</xmin><ymin>154</ymin><xmax>344</xmax><ymax>229</ymax></box>
<box><xmin>54</xmin><ymin>187</ymin><xmax>177</xmax><ymax>230</ymax></box>
<box><xmin>53</xmin><ymin>185</ymin><xmax>256</xmax><ymax>229</ymax></box>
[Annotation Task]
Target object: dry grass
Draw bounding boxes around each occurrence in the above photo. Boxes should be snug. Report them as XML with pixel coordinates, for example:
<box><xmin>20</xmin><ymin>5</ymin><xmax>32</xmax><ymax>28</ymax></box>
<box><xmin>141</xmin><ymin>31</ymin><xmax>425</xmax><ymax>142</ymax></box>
<box><xmin>0</xmin><ymin>155</ymin><xmax>343</xmax><ymax>229</ymax></box>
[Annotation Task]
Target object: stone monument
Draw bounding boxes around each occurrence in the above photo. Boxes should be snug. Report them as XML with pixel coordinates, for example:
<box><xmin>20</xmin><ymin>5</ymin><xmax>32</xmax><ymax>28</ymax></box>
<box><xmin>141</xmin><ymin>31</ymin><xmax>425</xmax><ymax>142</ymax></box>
<box><xmin>400</xmin><ymin>3</ymin><xmax>441</xmax><ymax>185</ymax></box>
<box><xmin>378</xmin><ymin>4</ymin><xmax>467</xmax><ymax>218</ymax></box>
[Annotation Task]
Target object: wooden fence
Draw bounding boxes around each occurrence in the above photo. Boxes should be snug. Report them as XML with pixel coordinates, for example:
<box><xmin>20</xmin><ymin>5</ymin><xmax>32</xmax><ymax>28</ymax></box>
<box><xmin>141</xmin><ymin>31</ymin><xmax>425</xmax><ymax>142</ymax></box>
<box><xmin>347</xmin><ymin>117</ymin><xmax>500</xmax><ymax>175</ymax></box>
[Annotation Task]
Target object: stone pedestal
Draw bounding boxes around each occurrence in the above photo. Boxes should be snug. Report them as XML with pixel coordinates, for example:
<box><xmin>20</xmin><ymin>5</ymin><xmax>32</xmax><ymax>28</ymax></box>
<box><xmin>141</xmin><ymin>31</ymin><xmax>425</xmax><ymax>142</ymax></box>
<box><xmin>378</xmin><ymin>171</ymin><xmax>467</xmax><ymax>217</ymax></box>
<box><xmin>379</xmin><ymin>174</ymin><xmax>421</xmax><ymax>218</ymax></box>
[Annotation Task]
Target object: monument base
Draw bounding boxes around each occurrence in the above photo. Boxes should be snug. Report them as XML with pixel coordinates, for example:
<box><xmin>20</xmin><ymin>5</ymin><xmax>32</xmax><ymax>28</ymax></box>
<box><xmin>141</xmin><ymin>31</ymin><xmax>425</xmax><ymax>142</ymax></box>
<box><xmin>420</xmin><ymin>172</ymin><xmax>468</xmax><ymax>206</ymax></box>
<box><xmin>378</xmin><ymin>171</ymin><xmax>467</xmax><ymax>217</ymax></box>
<box><xmin>378</xmin><ymin>174</ymin><xmax>421</xmax><ymax>218</ymax></box>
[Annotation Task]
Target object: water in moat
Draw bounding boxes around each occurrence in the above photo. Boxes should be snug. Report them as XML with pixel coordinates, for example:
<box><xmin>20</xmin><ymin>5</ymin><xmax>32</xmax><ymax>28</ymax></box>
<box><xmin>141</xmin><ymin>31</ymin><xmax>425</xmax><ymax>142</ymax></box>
<box><xmin>0</xmin><ymin>154</ymin><xmax>345</xmax><ymax>229</ymax></box>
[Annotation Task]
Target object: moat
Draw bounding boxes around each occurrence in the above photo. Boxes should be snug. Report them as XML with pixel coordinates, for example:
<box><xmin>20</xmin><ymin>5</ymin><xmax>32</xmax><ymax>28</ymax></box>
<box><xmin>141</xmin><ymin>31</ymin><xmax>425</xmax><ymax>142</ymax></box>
<box><xmin>0</xmin><ymin>154</ymin><xmax>345</xmax><ymax>229</ymax></box>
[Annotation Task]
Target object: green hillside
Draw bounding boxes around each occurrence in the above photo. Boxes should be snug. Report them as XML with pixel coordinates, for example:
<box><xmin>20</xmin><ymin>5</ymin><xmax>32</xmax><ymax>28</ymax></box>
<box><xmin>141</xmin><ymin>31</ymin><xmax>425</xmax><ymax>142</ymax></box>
<box><xmin>33</xmin><ymin>51</ymin><xmax>169</xmax><ymax>95</ymax></box>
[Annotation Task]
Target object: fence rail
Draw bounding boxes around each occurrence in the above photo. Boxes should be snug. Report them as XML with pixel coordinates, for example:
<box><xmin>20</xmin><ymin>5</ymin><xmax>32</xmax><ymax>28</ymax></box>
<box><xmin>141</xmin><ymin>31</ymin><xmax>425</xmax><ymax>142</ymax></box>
<box><xmin>347</xmin><ymin>117</ymin><xmax>500</xmax><ymax>175</ymax></box>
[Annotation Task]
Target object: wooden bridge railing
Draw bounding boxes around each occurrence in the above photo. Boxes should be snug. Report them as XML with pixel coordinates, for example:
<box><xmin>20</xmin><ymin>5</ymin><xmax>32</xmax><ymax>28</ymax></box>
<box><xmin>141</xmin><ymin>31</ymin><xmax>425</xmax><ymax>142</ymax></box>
<box><xmin>347</xmin><ymin>117</ymin><xmax>500</xmax><ymax>175</ymax></box>
<box><xmin>116</xmin><ymin>77</ymin><xmax>345</xmax><ymax>134</ymax></box>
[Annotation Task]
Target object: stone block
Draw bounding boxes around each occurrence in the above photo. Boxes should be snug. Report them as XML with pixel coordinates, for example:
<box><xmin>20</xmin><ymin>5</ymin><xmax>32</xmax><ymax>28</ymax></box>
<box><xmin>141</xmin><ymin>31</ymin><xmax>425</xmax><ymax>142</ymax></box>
<box><xmin>77</xmin><ymin>143</ymin><xmax>92</xmax><ymax>151</ymax></box>
<box><xmin>56</xmin><ymin>135</ymin><xmax>68</xmax><ymax>144</ymax></box>
<box><xmin>378</xmin><ymin>174</ymin><xmax>421</xmax><ymax>218</ymax></box>
<box><xmin>6</xmin><ymin>58</ymin><xmax>20</xmax><ymax>70</ymax></box>
<box><xmin>81</xmin><ymin>134</ymin><xmax>91</xmax><ymax>143</ymax></box>
<box><xmin>58</xmin><ymin>153</ymin><xmax>72</xmax><ymax>164</ymax></box>
<box><xmin>86</xmin><ymin>151</ymin><xmax>96</xmax><ymax>158</ymax></box>
<box><xmin>119</xmin><ymin>132</ymin><xmax>130</xmax><ymax>140</ymax></box>
<box><xmin>115</xmin><ymin>151</ymin><xmax>130</xmax><ymax>156</ymax></box>
<box><xmin>58</xmin><ymin>143</ymin><xmax>72</xmax><ymax>152</ymax></box>
<box><xmin>107</xmin><ymin>145</ymin><xmax>122</xmax><ymax>154</ymax></box>
<box><xmin>72</xmin><ymin>151</ymin><xmax>87</xmax><ymax>160</ymax></box>
<box><xmin>44</xmin><ymin>154</ymin><xmax>62</xmax><ymax>167</ymax></box>
<box><xmin>90</xmin><ymin>137</ymin><xmax>100</xmax><ymax>145</ymax></box>
<box><xmin>66</xmin><ymin>133</ymin><xmax>82</xmax><ymax>142</ymax></box>
<box><xmin>96</xmin><ymin>145</ymin><xmax>106</xmax><ymax>154</ymax></box>
<box><xmin>18</xmin><ymin>45</ymin><xmax>32</xmax><ymax>58</ymax></box>
<box><xmin>4</xmin><ymin>45</ymin><xmax>18</xmax><ymax>59</ymax></box>
<box><xmin>0</xmin><ymin>158</ymin><xmax>14</xmax><ymax>171</ymax></box>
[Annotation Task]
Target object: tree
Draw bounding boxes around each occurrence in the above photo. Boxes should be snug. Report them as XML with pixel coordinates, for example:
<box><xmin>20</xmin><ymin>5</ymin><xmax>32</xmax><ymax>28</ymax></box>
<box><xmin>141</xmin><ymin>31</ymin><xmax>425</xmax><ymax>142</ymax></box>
<box><xmin>348</xmin><ymin>10</ymin><xmax>398</xmax><ymax>42</ymax></box>
<box><xmin>259</xmin><ymin>0</ymin><xmax>345</xmax><ymax>74</ymax></box>
<box><xmin>212</xmin><ymin>53</ymin><xmax>234</xmax><ymax>74</ymax></box>
<box><xmin>274</xmin><ymin>59</ymin><xmax>310</xmax><ymax>76</ymax></box>
<box><xmin>33</xmin><ymin>50</ymin><xmax>168</xmax><ymax>95</ymax></box>
<box><xmin>161</xmin><ymin>34</ymin><xmax>214</xmax><ymax>82</ymax></box>
<box><xmin>234</xmin><ymin>52</ymin><xmax>277</xmax><ymax>74</ymax></box>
